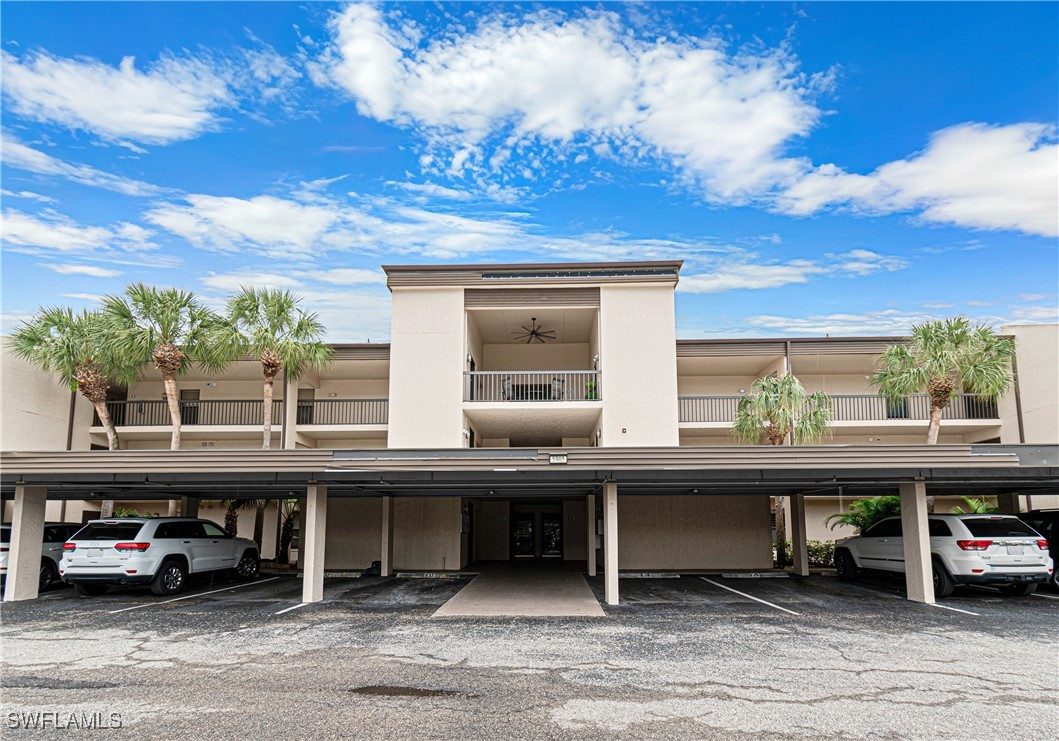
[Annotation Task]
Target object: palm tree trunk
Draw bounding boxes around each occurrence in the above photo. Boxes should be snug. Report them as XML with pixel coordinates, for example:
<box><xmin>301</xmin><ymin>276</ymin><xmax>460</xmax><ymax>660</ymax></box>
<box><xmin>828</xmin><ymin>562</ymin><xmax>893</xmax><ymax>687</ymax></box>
<box><xmin>224</xmin><ymin>504</ymin><xmax>240</xmax><ymax>536</ymax></box>
<box><xmin>262</xmin><ymin>377</ymin><xmax>274</xmax><ymax>449</ymax></box>
<box><xmin>253</xmin><ymin>501</ymin><xmax>266</xmax><ymax>549</ymax></box>
<box><xmin>163</xmin><ymin>375</ymin><xmax>182</xmax><ymax>450</ymax></box>
<box><xmin>926</xmin><ymin>403</ymin><xmax>945</xmax><ymax>444</ymax></box>
<box><xmin>92</xmin><ymin>400</ymin><xmax>121</xmax><ymax>451</ymax></box>
<box><xmin>775</xmin><ymin>496</ymin><xmax>788</xmax><ymax>568</ymax></box>
<box><xmin>100</xmin><ymin>500</ymin><xmax>115</xmax><ymax>518</ymax></box>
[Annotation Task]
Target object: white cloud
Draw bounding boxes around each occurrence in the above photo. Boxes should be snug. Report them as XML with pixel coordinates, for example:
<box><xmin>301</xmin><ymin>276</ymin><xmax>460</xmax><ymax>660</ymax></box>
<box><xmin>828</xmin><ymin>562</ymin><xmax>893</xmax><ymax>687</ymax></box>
<box><xmin>318</xmin><ymin>6</ymin><xmax>824</xmax><ymax>200</ymax></box>
<box><xmin>677</xmin><ymin>249</ymin><xmax>907</xmax><ymax>294</ymax></box>
<box><xmin>779</xmin><ymin>123</ymin><xmax>1059</xmax><ymax>237</ymax></box>
<box><xmin>1</xmin><ymin>188</ymin><xmax>55</xmax><ymax>203</ymax></box>
<box><xmin>1007</xmin><ymin>305</ymin><xmax>1059</xmax><ymax>323</ymax></box>
<box><xmin>300</xmin><ymin>268</ymin><xmax>385</xmax><ymax>285</ymax></box>
<box><xmin>2</xmin><ymin>208</ymin><xmax>160</xmax><ymax>257</ymax></box>
<box><xmin>2</xmin><ymin>133</ymin><xmax>166</xmax><ymax>196</ymax></box>
<box><xmin>1</xmin><ymin>50</ymin><xmax>233</xmax><ymax>145</ymax></box>
<box><xmin>738</xmin><ymin>310</ymin><xmax>948</xmax><ymax>337</ymax></box>
<box><xmin>200</xmin><ymin>270</ymin><xmax>304</xmax><ymax>293</ymax></box>
<box><xmin>1016</xmin><ymin>293</ymin><xmax>1050</xmax><ymax>302</ymax></box>
<box><xmin>386</xmin><ymin>181</ymin><xmax>474</xmax><ymax>201</ymax></box>
<box><xmin>40</xmin><ymin>263</ymin><xmax>122</xmax><ymax>278</ymax></box>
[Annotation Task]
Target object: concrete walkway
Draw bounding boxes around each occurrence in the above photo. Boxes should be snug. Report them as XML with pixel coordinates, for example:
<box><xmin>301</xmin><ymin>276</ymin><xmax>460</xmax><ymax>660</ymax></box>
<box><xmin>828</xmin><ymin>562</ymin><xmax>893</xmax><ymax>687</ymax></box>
<box><xmin>433</xmin><ymin>571</ymin><xmax>605</xmax><ymax>617</ymax></box>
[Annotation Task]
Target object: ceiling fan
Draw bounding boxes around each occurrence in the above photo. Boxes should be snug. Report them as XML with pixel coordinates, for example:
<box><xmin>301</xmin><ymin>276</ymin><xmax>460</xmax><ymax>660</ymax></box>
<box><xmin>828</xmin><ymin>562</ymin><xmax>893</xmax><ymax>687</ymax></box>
<box><xmin>512</xmin><ymin>317</ymin><xmax>557</xmax><ymax>344</ymax></box>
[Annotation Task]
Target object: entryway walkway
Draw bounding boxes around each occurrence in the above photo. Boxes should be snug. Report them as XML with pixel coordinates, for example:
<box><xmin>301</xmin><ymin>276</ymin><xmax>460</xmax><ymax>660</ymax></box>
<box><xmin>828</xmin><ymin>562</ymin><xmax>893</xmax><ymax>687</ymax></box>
<box><xmin>432</xmin><ymin>571</ymin><xmax>605</xmax><ymax>617</ymax></box>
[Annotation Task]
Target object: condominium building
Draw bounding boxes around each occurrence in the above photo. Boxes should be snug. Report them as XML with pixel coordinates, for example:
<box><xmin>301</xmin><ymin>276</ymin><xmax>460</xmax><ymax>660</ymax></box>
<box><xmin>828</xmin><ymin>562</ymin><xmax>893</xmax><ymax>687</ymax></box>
<box><xmin>3</xmin><ymin>261</ymin><xmax>1057</xmax><ymax>604</ymax></box>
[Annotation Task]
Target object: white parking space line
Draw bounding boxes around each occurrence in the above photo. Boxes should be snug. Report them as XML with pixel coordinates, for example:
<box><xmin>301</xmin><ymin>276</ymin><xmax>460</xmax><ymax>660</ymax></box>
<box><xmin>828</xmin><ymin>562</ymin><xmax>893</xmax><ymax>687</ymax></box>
<box><xmin>107</xmin><ymin>577</ymin><xmax>280</xmax><ymax>614</ymax></box>
<box><xmin>700</xmin><ymin>577</ymin><xmax>800</xmax><ymax>616</ymax></box>
<box><xmin>930</xmin><ymin>603</ymin><xmax>980</xmax><ymax>616</ymax></box>
<box><xmin>1032</xmin><ymin>592</ymin><xmax>1059</xmax><ymax>601</ymax></box>
<box><xmin>274</xmin><ymin>602</ymin><xmax>308</xmax><ymax>615</ymax></box>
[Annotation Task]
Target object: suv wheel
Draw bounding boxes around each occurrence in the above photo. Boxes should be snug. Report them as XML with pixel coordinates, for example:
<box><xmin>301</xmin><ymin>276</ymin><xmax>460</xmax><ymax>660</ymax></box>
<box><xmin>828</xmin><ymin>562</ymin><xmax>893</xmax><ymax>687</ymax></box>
<box><xmin>835</xmin><ymin>549</ymin><xmax>858</xmax><ymax>581</ymax></box>
<box><xmin>235</xmin><ymin>552</ymin><xmax>260</xmax><ymax>581</ymax></box>
<box><xmin>151</xmin><ymin>560</ymin><xmax>188</xmax><ymax>596</ymax></box>
<box><xmin>74</xmin><ymin>583</ymin><xmax>109</xmax><ymax>596</ymax></box>
<box><xmin>998</xmin><ymin>582</ymin><xmax>1036</xmax><ymax>597</ymax></box>
<box><xmin>39</xmin><ymin>559</ymin><xmax>57</xmax><ymax>592</ymax></box>
<box><xmin>931</xmin><ymin>559</ymin><xmax>955</xmax><ymax>598</ymax></box>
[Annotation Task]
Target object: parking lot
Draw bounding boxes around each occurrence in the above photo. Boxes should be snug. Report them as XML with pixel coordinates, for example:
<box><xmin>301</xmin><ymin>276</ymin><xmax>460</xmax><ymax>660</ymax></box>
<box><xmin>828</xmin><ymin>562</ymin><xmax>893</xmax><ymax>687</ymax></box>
<box><xmin>2</xmin><ymin>572</ymin><xmax>1056</xmax><ymax>738</ymax></box>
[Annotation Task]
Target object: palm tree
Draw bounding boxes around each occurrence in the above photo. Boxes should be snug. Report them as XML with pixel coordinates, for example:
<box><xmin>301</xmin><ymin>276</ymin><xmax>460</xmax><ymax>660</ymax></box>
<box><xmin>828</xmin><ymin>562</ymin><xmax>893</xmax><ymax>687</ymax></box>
<box><xmin>732</xmin><ymin>374</ymin><xmax>832</xmax><ymax>567</ymax></box>
<box><xmin>276</xmin><ymin>498</ymin><xmax>300</xmax><ymax>565</ymax></box>
<box><xmin>732</xmin><ymin>374</ymin><xmax>833</xmax><ymax>446</ymax></box>
<box><xmin>100</xmin><ymin>284</ymin><xmax>230</xmax><ymax>450</ymax></box>
<box><xmin>10</xmin><ymin>307</ymin><xmax>138</xmax><ymax>452</ymax></box>
<box><xmin>951</xmin><ymin>496</ymin><xmax>999</xmax><ymax>514</ymax></box>
<box><xmin>219</xmin><ymin>498</ymin><xmax>261</xmax><ymax>537</ymax></box>
<box><xmin>871</xmin><ymin>317</ymin><xmax>1015</xmax><ymax>445</ymax></box>
<box><xmin>217</xmin><ymin>287</ymin><xmax>333</xmax><ymax>449</ymax></box>
<box><xmin>826</xmin><ymin>496</ymin><xmax>901</xmax><ymax>532</ymax></box>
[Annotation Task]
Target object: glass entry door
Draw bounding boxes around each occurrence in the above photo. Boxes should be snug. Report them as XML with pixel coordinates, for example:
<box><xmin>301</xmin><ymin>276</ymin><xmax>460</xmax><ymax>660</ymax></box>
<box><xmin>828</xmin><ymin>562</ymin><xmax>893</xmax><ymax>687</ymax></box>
<box><xmin>541</xmin><ymin>513</ymin><xmax>562</xmax><ymax>558</ymax></box>
<box><xmin>512</xmin><ymin>513</ymin><xmax>535</xmax><ymax>558</ymax></box>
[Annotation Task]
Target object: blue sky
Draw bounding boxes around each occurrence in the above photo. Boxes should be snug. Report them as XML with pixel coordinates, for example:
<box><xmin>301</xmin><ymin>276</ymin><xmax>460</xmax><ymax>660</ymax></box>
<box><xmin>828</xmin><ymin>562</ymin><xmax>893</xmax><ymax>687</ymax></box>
<box><xmin>2</xmin><ymin>1</ymin><xmax>1056</xmax><ymax>341</ymax></box>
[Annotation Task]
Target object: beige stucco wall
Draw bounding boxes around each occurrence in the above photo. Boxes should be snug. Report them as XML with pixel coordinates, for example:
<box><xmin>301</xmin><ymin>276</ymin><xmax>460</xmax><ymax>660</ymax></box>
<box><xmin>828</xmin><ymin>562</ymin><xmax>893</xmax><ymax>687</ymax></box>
<box><xmin>1</xmin><ymin>343</ymin><xmax>94</xmax><ymax>451</ymax></box>
<box><xmin>474</xmin><ymin>499</ymin><xmax>510</xmax><ymax>560</ymax></box>
<box><xmin>482</xmin><ymin>343</ymin><xmax>591</xmax><ymax>371</ymax></box>
<box><xmin>598</xmin><ymin>284</ymin><xmax>679</xmax><ymax>446</ymax></box>
<box><xmin>562</xmin><ymin>498</ymin><xmax>588</xmax><ymax>561</ymax></box>
<box><xmin>393</xmin><ymin>496</ymin><xmax>463</xmax><ymax>570</ymax></box>
<box><xmin>999</xmin><ymin>323</ymin><xmax>1058</xmax><ymax>444</ymax></box>
<box><xmin>677</xmin><ymin>374</ymin><xmax>758</xmax><ymax>396</ymax></box>
<box><xmin>324</xmin><ymin>498</ymin><xmax>382</xmax><ymax>570</ymax></box>
<box><xmin>617</xmin><ymin>495</ymin><xmax>772</xmax><ymax>570</ymax></box>
<box><xmin>387</xmin><ymin>288</ymin><xmax>465</xmax><ymax>448</ymax></box>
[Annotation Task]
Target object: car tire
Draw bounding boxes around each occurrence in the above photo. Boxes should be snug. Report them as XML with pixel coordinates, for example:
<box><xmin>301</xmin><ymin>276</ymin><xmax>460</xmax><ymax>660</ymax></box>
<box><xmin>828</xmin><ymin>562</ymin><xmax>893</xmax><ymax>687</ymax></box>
<box><xmin>998</xmin><ymin>582</ymin><xmax>1037</xmax><ymax>597</ymax></box>
<box><xmin>234</xmin><ymin>551</ymin><xmax>260</xmax><ymax>581</ymax></box>
<box><xmin>151</xmin><ymin>559</ymin><xmax>188</xmax><ymax>596</ymax></box>
<box><xmin>74</xmin><ymin>583</ymin><xmax>109</xmax><ymax>596</ymax></box>
<box><xmin>39</xmin><ymin>559</ymin><xmax>58</xmax><ymax>592</ymax></box>
<box><xmin>835</xmin><ymin>549</ymin><xmax>858</xmax><ymax>581</ymax></box>
<box><xmin>931</xmin><ymin>559</ymin><xmax>956</xmax><ymax>598</ymax></box>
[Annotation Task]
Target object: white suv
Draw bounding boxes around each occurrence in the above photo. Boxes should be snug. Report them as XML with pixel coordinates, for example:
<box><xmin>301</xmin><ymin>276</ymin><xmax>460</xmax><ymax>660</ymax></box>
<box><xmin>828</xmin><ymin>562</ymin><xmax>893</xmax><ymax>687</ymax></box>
<box><xmin>60</xmin><ymin>518</ymin><xmax>260</xmax><ymax>596</ymax></box>
<box><xmin>834</xmin><ymin>514</ymin><xmax>1052</xmax><ymax>597</ymax></box>
<box><xmin>1</xmin><ymin>523</ymin><xmax>83</xmax><ymax>592</ymax></box>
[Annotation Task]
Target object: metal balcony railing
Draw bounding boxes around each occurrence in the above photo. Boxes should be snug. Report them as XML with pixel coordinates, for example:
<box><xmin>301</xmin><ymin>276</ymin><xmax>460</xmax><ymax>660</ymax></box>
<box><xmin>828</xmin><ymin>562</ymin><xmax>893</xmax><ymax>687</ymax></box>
<box><xmin>678</xmin><ymin>393</ymin><xmax>999</xmax><ymax>423</ymax></box>
<box><xmin>464</xmin><ymin>370</ymin><xmax>601</xmax><ymax>402</ymax></box>
<box><xmin>95</xmin><ymin>399</ymin><xmax>388</xmax><ymax>427</ymax></box>
<box><xmin>296</xmin><ymin>399</ymin><xmax>388</xmax><ymax>425</ymax></box>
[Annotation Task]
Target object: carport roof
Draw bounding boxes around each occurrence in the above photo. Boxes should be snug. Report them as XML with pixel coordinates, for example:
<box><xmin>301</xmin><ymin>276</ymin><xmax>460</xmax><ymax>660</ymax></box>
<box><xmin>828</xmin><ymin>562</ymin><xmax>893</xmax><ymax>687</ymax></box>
<box><xmin>2</xmin><ymin>445</ymin><xmax>1057</xmax><ymax>501</ymax></box>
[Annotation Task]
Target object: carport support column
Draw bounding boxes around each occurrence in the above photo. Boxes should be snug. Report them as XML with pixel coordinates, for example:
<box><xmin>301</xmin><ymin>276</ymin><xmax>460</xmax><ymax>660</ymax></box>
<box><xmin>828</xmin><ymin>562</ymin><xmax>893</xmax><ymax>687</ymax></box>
<box><xmin>380</xmin><ymin>496</ymin><xmax>394</xmax><ymax>577</ymax></box>
<box><xmin>603</xmin><ymin>481</ymin><xmax>619</xmax><ymax>605</ymax></box>
<box><xmin>790</xmin><ymin>494</ymin><xmax>809</xmax><ymax>577</ymax></box>
<box><xmin>586</xmin><ymin>494</ymin><xmax>596</xmax><ymax>577</ymax></box>
<box><xmin>3</xmin><ymin>486</ymin><xmax>47</xmax><ymax>602</ymax></box>
<box><xmin>301</xmin><ymin>484</ymin><xmax>327</xmax><ymax>604</ymax></box>
<box><xmin>180</xmin><ymin>496</ymin><xmax>199</xmax><ymax>518</ymax></box>
<box><xmin>899</xmin><ymin>481</ymin><xmax>935</xmax><ymax>604</ymax></box>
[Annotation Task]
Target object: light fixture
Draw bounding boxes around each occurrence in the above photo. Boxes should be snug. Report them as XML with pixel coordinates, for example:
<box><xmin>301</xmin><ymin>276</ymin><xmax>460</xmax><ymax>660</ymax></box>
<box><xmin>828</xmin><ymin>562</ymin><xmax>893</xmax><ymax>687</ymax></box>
<box><xmin>462</xmin><ymin>429</ymin><xmax>470</xmax><ymax>439</ymax></box>
<box><xmin>328</xmin><ymin>392</ymin><xmax>337</xmax><ymax>398</ymax></box>
<box><xmin>739</xmin><ymin>388</ymin><xmax>746</xmax><ymax>394</ymax></box>
<box><xmin>690</xmin><ymin>489</ymin><xmax>699</xmax><ymax>494</ymax></box>
<box><xmin>467</xmin><ymin>354</ymin><xmax>473</xmax><ymax>364</ymax></box>
<box><xmin>596</xmin><ymin>430</ymin><xmax>601</xmax><ymax>439</ymax></box>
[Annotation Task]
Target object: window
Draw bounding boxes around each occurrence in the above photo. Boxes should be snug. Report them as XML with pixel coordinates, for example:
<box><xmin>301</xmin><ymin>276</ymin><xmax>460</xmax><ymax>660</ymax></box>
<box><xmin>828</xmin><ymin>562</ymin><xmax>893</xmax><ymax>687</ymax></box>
<box><xmin>155</xmin><ymin>522</ymin><xmax>203</xmax><ymax>539</ymax></box>
<box><xmin>202</xmin><ymin>522</ymin><xmax>230</xmax><ymax>538</ymax></box>
<box><xmin>928</xmin><ymin>520</ymin><xmax>952</xmax><ymax>537</ymax></box>
<box><xmin>1</xmin><ymin>527</ymin><xmax>10</xmax><ymax>544</ymax></box>
<box><xmin>865</xmin><ymin>519</ymin><xmax>902</xmax><ymax>538</ymax></box>
<box><xmin>72</xmin><ymin>522</ymin><xmax>145</xmax><ymax>541</ymax></box>
<box><xmin>963</xmin><ymin>518</ymin><xmax>1041</xmax><ymax>538</ymax></box>
<box><xmin>1024</xmin><ymin>518</ymin><xmax>1052</xmax><ymax>539</ymax></box>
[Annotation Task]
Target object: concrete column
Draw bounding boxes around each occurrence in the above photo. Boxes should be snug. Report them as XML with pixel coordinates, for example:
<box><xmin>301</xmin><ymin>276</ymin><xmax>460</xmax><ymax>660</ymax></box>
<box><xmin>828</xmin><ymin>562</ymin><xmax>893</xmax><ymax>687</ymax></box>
<box><xmin>603</xmin><ymin>481</ymin><xmax>619</xmax><ymax>605</ymax></box>
<box><xmin>790</xmin><ymin>494</ymin><xmax>809</xmax><ymax>577</ymax></box>
<box><xmin>380</xmin><ymin>496</ymin><xmax>395</xmax><ymax>577</ymax></box>
<box><xmin>996</xmin><ymin>492</ymin><xmax>1021</xmax><ymax>514</ymax></box>
<box><xmin>3</xmin><ymin>486</ymin><xmax>47</xmax><ymax>602</ymax></box>
<box><xmin>284</xmin><ymin>374</ymin><xmax>299</xmax><ymax>450</ymax></box>
<box><xmin>167</xmin><ymin>499</ymin><xmax>179</xmax><ymax>517</ymax></box>
<box><xmin>301</xmin><ymin>484</ymin><xmax>328</xmax><ymax>603</ymax></box>
<box><xmin>899</xmin><ymin>481</ymin><xmax>935</xmax><ymax>604</ymax></box>
<box><xmin>180</xmin><ymin>497</ymin><xmax>199</xmax><ymax>518</ymax></box>
<box><xmin>586</xmin><ymin>493</ymin><xmax>596</xmax><ymax>577</ymax></box>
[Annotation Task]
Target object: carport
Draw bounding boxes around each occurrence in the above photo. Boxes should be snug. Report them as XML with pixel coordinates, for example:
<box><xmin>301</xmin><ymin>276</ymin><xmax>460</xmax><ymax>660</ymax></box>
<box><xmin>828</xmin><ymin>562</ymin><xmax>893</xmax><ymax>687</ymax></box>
<box><xmin>3</xmin><ymin>445</ymin><xmax>1057</xmax><ymax>607</ymax></box>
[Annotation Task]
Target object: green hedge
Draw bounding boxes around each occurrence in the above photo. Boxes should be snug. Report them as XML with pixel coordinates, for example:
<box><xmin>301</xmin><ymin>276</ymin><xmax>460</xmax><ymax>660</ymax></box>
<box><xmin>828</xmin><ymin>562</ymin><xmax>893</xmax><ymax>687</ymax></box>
<box><xmin>775</xmin><ymin>540</ymin><xmax>836</xmax><ymax>569</ymax></box>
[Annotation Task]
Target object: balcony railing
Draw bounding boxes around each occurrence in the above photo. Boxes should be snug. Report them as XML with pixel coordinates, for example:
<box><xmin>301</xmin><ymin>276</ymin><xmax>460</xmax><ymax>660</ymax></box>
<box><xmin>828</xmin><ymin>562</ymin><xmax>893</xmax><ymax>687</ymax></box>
<box><xmin>678</xmin><ymin>394</ymin><xmax>999</xmax><ymax>423</ymax></box>
<box><xmin>95</xmin><ymin>399</ymin><xmax>388</xmax><ymax>427</ymax></box>
<box><xmin>296</xmin><ymin>399</ymin><xmax>388</xmax><ymax>425</ymax></box>
<box><xmin>464</xmin><ymin>370</ymin><xmax>601</xmax><ymax>402</ymax></box>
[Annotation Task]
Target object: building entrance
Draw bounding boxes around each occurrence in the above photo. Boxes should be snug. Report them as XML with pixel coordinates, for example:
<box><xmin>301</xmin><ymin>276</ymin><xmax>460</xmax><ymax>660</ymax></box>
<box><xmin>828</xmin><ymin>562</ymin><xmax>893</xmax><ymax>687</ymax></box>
<box><xmin>511</xmin><ymin>508</ymin><xmax>563</xmax><ymax>559</ymax></box>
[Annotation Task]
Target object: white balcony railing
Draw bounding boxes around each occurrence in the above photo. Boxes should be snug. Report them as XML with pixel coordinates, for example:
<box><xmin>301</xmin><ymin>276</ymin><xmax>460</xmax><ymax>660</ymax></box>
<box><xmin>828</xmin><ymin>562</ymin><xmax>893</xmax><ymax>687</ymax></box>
<box><xmin>464</xmin><ymin>370</ymin><xmax>601</xmax><ymax>402</ymax></box>
<box><xmin>677</xmin><ymin>393</ymin><xmax>999</xmax><ymax>423</ymax></box>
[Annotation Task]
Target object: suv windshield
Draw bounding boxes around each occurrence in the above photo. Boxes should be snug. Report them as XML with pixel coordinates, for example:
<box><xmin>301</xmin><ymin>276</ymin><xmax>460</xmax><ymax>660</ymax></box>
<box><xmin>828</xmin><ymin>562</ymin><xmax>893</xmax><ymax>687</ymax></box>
<box><xmin>963</xmin><ymin>518</ymin><xmax>1040</xmax><ymax>538</ymax></box>
<box><xmin>72</xmin><ymin>522</ymin><xmax>145</xmax><ymax>541</ymax></box>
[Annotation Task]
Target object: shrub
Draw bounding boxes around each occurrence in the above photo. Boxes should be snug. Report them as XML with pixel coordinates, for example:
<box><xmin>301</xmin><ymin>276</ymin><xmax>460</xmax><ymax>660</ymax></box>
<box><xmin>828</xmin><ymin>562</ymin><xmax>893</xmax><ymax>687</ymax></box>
<box><xmin>776</xmin><ymin>540</ymin><xmax>836</xmax><ymax>569</ymax></box>
<box><xmin>825</xmin><ymin>495</ymin><xmax>901</xmax><ymax>533</ymax></box>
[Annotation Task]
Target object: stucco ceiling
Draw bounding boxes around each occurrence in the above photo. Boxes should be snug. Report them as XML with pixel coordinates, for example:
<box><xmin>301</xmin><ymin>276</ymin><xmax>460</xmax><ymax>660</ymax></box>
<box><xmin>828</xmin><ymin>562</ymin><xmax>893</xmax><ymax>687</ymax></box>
<box><xmin>470</xmin><ymin>308</ymin><xmax>596</xmax><ymax>344</ymax></box>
